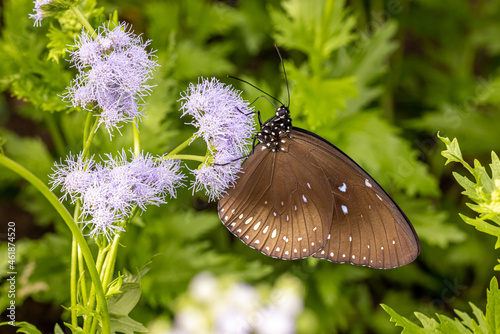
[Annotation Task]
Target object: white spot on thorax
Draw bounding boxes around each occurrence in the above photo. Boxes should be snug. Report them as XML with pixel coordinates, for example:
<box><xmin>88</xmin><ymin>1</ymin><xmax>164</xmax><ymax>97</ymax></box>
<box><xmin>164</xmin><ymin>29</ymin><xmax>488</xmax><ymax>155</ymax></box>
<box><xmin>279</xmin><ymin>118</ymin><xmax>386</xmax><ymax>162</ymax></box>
<box><xmin>341</xmin><ymin>205</ymin><xmax>348</xmax><ymax>214</ymax></box>
<box><xmin>365</xmin><ymin>179</ymin><xmax>372</xmax><ymax>187</ymax></box>
<box><xmin>338</xmin><ymin>183</ymin><xmax>347</xmax><ymax>192</ymax></box>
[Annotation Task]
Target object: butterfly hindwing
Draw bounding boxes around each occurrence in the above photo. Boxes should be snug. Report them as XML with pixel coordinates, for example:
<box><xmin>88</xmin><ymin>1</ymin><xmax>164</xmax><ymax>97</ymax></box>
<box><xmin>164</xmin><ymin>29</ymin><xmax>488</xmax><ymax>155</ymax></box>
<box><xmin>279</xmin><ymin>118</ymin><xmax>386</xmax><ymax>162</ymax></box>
<box><xmin>290</xmin><ymin>128</ymin><xmax>420</xmax><ymax>269</ymax></box>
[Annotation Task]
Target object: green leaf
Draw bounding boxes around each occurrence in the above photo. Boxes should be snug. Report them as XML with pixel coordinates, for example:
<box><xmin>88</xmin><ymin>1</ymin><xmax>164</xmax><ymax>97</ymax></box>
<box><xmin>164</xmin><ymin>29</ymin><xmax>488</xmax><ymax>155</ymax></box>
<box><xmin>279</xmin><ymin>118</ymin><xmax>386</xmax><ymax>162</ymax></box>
<box><xmin>107</xmin><ymin>269</ymin><xmax>148</xmax><ymax>334</ymax></box>
<box><xmin>381</xmin><ymin>304</ymin><xmax>428</xmax><ymax>333</ymax></box>
<box><xmin>485</xmin><ymin>277</ymin><xmax>500</xmax><ymax>334</ymax></box>
<box><xmin>470</xmin><ymin>302</ymin><xmax>488</xmax><ymax>333</ymax></box>
<box><xmin>54</xmin><ymin>324</ymin><xmax>65</xmax><ymax>334</ymax></box>
<box><xmin>62</xmin><ymin>322</ymin><xmax>84</xmax><ymax>334</ymax></box>
<box><xmin>270</xmin><ymin>0</ymin><xmax>356</xmax><ymax>63</ymax></box>
<box><xmin>459</xmin><ymin>214</ymin><xmax>500</xmax><ymax>249</ymax></box>
<box><xmin>438</xmin><ymin>133</ymin><xmax>465</xmax><ymax>166</ymax></box>
<box><xmin>0</xmin><ymin>322</ymin><xmax>42</xmax><ymax>334</ymax></box>
<box><xmin>46</xmin><ymin>24</ymin><xmax>74</xmax><ymax>62</ymax></box>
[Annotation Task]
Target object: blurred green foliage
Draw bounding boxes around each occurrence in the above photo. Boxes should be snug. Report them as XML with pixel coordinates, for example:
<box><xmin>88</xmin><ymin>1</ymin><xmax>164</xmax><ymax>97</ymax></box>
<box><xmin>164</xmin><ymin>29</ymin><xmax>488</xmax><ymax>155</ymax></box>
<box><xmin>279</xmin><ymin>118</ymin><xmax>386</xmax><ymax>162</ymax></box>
<box><xmin>1</xmin><ymin>0</ymin><xmax>500</xmax><ymax>333</ymax></box>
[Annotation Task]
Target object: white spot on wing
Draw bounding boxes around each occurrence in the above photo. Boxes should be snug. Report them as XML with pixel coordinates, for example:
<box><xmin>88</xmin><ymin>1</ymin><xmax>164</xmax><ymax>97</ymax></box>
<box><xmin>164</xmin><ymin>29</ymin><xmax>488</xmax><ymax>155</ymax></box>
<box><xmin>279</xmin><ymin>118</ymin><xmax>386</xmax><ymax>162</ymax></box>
<box><xmin>307</xmin><ymin>182</ymin><xmax>311</xmax><ymax>189</ymax></box>
<box><xmin>285</xmin><ymin>250</ymin><xmax>289</xmax><ymax>255</ymax></box>
<box><xmin>263</xmin><ymin>226</ymin><xmax>269</xmax><ymax>234</ymax></box>
<box><xmin>255</xmin><ymin>240</ymin><xmax>260</xmax><ymax>244</ymax></box>
<box><xmin>298</xmin><ymin>237</ymin><xmax>303</xmax><ymax>241</ymax></box>
<box><xmin>342</xmin><ymin>254</ymin><xmax>346</xmax><ymax>258</ymax></box>
<box><xmin>224</xmin><ymin>216</ymin><xmax>228</xmax><ymax>221</ymax></box>
<box><xmin>365</xmin><ymin>179</ymin><xmax>372</xmax><ymax>187</ymax></box>
<box><xmin>341</xmin><ymin>205</ymin><xmax>348</xmax><ymax>214</ymax></box>
<box><xmin>303</xmin><ymin>248</ymin><xmax>307</xmax><ymax>252</ymax></box>
<box><xmin>302</xmin><ymin>194</ymin><xmax>307</xmax><ymax>202</ymax></box>
<box><xmin>245</xmin><ymin>235</ymin><xmax>249</xmax><ymax>239</ymax></box>
<box><xmin>266</xmin><ymin>247</ymin><xmax>270</xmax><ymax>251</ymax></box>
<box><xmin>338</xmin><ymin>183</ymin><xmax>347</xmax><ymax>192</ymax></box>
<box><xmin>392</xmin><ymin>240</ymin><xmax>396</xmax><ymax>245</ymax></box>
<box><xmin>236</xmin><ymin>229</ymin><xmax>241</xmax><ymax>233</ymax></box>
<box><xmin>220</xmin><ymin>208</ymin><xmax>225</xmax><ymax>213</ymax></box>
<box><xmin>349</xmin><ymin>236</ymin><xmax>352</xmax><ymax>242</ymax></box>
<box><xmin>311</xmin><ymin>242</ymin><xmax>315</xmax><ymax>246</ymax></box>
<box><xmin>376</xmin><ymin>194</ymin><xmax>383</xmax><ymax>201</ymax></box>
<box><xmin>272</xmin><ymin>229</ymin><xmax>277</xmax><ymax>238</ymax></box>
<box><xmin>381</xmin><ymin>246</ymin><xmax>384</xmax><ymax>250</ymax></box>
<box><xmin>230</xmin><ymin>222</ymin><xmax>236</xmax><ymax>227</ymax></box>
<box><xmin>253</xmin><ymin>221</ymin><xmax>261</xmax><ymax>230</ymax></box>
<box><xmin>276</xmin><ymin>247</ymin><xmax>280</xmax><ymax>252</ymax></box>
<box><xmin>273</xmin><ymin>212</ymin><xmax>277</xmax><ymax>217</ymax></box>
<box><xmin>238</xmin><ymin>214</ymin><xmax>243</xmax><ymax>219</ymax></box>
<box><xmin>328</xmin><ymin>234</ymin><xmax>331</xmax><ymax>240</ymax></box>
<box><xmin>294</xmin><ymin>205</ymin><xmax>297</xmax><ymax>211</ymax></box>
<box><xmin>352</xmin><ymin>255</ymin><xmax>355</xmax><ymax>259</ymax></box>
<box><xmin>330</xmin><ymin>252</ymin><xmax>334</xmax><ymax>257</ymax></box>
<box><xmin>313</xmin><ymin>226</ymin><xmax>317</xmax><ymax>232</ymax></box>
<box><xmin>245</xmin><ymin>217</ymin><xmax>253</xmax><ymax>224</ymax></box>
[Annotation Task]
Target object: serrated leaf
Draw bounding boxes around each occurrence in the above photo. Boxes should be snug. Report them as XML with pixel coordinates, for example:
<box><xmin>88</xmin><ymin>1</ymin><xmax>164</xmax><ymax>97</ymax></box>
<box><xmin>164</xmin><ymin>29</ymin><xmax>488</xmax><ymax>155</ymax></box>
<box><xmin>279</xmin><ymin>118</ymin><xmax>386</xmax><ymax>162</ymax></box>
<box><xmin>414</xmin><ymin>312</ymin><xmax>440</xmax><ymax>332</ymax></box>
<box><xmin>46</xmin><ymin>24</ymin><xmax>74</xmax><ymax>62</ymax></box>
<box><xmin>453</xmin><ymin>172</ymin><xmax>480</xmax><ymax>201</ymax></box>
<box><xmin>381</xmin><ymin>304</ymin><xmax>428</xmax><ymax>333</ymax></box>
<box><xmin>438</xmin><ymin>134</ymin><xmax>465</xmax><ymax>165</ymax></box>
<box><xmin>270</xmin><ymin>0</ymin><xmax>356</xmax><ymax>61</ymax></box>
<box><xmin>459</xmin><ymin>214</ymin><xmax>500</xmax><ymax>248</ymax></box>
<box><xmin>486</xmin><ymin>277</ymin><xmax>500</xmax><ymax>334</ymax></box>
<box><xmin>490</xmin><ymin>151</ymin><xmax>500</xmax><ymax>180</ymax></box>
<box><xmin>470</xmin><ymin>302</ymin><xmax>488</xmax><ymax>333</ymax></box>
<box><xmin>435</xmin><ymin>314</ymin><xmax>472</xmax><ymax>334</ymax></box>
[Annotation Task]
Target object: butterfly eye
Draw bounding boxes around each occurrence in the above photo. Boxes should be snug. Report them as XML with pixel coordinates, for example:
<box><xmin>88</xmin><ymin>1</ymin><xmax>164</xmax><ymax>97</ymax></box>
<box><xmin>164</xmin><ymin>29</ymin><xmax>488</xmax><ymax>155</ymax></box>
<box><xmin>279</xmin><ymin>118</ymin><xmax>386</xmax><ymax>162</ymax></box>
<box><xmin>276</xmin><ymin>106</ymin><xmax>289</xmax><ymax>117</ymax></box>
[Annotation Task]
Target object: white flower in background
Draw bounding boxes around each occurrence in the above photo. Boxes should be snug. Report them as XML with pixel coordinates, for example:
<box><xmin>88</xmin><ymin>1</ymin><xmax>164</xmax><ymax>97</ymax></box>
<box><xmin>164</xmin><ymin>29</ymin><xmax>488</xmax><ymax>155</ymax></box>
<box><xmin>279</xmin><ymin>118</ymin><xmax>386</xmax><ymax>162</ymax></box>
<box><xmin>160</xmin><ymin>272</ymin><xmax>305</xmax><ymax>334</ymax></box>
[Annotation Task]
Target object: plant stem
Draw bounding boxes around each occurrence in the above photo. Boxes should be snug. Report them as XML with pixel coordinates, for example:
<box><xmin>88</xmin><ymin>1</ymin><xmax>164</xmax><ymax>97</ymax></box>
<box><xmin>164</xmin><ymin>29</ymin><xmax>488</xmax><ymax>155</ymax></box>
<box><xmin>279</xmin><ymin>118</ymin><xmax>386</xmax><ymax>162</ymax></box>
<box><xmin>167</xmin><ymin>154</ymin><xmax>207</xmax><ymax>163</ymax></box>
<box><xmin>82</xmin><ymin>118</ymin><xmax>100</xmax><ymax>159</ymax></box>
<box><xmin>133</xmin><ymin>122</ymin><xmax>140</xmax><ymax>157</ymax></box>
<box><xmin>166</xmin><ymin>135</ymin><xmax>196</xmax><ymax>157</ymax></box>
<box><xmin>0</xmin><ymin>155</ymin><xmax>111</xmax><ymax>334</ymax></box>
<box><xmin>70</xmin><ymin>6</ymin><xmax>95</xmax><ymax>36</ymax></box>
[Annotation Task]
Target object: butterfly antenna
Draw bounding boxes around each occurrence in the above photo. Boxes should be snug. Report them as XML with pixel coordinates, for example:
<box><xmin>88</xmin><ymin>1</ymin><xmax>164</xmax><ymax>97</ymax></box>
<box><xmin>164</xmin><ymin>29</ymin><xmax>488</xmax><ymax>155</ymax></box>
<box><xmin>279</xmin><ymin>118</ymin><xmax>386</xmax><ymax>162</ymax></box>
<box><xmin>274</xmin><ymin>45</ymin><xmax>290</xmax><ymax>108</ymax></box>
<box><xmin>227</xmin><ymin>75</ymin><xmax>284</xmax><ymax>106</ymax></box>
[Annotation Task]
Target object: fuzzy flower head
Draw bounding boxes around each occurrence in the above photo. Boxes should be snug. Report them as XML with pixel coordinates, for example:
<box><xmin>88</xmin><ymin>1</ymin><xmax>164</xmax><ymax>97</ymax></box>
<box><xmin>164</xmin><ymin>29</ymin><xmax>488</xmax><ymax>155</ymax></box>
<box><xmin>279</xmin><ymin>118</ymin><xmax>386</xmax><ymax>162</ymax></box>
<box><xmin>29</xmin><ymin>0</ymin><xmax>74</xmax><ymax>26</ymax></box>
<box><xmin>50</xmin><ymin>150</ymin><xmax>184</xmax><ymax>240</ymax></box>
<box><xmin>179</xmin><ymin>78</ymin><xmax>256</xmax><ymax>201</ymax></box>
<box><xmin>64</xmin><ymin>22</ymin><xmax>158</xmax><ymax>136</ymax></box>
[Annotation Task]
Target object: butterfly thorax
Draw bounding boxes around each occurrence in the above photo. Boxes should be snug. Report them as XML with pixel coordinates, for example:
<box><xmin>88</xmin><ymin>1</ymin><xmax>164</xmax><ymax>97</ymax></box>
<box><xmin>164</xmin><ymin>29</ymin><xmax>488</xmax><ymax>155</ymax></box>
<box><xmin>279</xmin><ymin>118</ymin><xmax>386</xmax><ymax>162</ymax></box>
<box><xmin>255</xmin><ymin>106</ymin><xmax>292</xmax><ymax>152</ymax></box>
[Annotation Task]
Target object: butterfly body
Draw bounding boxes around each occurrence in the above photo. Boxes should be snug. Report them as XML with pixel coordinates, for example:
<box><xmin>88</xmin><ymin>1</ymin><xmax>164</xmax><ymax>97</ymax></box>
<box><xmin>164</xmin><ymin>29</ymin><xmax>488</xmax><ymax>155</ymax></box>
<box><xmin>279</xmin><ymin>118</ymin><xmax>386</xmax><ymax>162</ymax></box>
<box><xmin>218</xmin><ymin>104</ymin><xmax>420</xmax><ymax>269</ymax></box>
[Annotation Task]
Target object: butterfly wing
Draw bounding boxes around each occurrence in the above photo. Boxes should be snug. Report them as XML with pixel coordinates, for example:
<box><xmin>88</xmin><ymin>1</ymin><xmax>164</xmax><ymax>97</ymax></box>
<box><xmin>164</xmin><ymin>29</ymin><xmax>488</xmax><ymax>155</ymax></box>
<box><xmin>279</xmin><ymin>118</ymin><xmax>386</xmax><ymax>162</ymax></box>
<box><xmin>218</xmin><ymin>140</ymin><xmax>334</xmax><ymax>260</ymax></box>
<box><xmin>290</xmin><ymin>128</ymin><xmax>420</xmax><ymax>269</ymax></box>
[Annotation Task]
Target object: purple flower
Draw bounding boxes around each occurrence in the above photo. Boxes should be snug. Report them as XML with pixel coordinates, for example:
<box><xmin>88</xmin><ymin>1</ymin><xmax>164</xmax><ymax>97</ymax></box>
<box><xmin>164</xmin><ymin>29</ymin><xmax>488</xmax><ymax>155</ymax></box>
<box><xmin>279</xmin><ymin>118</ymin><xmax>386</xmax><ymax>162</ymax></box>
<box><xmin>49</xmin><ymin>153</ymin><xmax>96</xmax><ymax>202</ymax></box>
<box><xmin>64</xmin><ymin>22</ymin><xmax>158</xmax><ymax>136</ymax></box>
<box><xmin>50</xmin><ymin>150</ymin><xmax>184</xmax><ymax>240</ymax></box>
<box><xmin>179</xmin><ymin>78</ymin><xmax>255</xmax><ymax>201</ymax></box>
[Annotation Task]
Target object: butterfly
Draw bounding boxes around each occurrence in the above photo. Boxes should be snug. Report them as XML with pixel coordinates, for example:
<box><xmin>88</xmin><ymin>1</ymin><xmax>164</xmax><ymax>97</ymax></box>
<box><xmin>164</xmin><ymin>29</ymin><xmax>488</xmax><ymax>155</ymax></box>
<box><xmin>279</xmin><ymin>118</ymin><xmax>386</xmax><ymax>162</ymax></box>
<box><xmin>217</xmin><ymin>49</ymin><xmax>420</xmax><ymax>269</ymax></box>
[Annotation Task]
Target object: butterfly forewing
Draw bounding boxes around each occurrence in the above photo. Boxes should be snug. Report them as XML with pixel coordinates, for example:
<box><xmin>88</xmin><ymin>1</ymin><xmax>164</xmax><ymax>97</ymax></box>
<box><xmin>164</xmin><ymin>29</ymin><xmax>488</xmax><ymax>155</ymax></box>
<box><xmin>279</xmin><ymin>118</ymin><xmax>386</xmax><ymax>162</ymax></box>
<box><xmin>290</xmin><ymin>129</ymin><xmax>420</xmax><ymax>269</ymax></box>
<box><xmin>218</xmin><ymin>139</ymin><xmax>334</xmax><ymax>259</ymax></box>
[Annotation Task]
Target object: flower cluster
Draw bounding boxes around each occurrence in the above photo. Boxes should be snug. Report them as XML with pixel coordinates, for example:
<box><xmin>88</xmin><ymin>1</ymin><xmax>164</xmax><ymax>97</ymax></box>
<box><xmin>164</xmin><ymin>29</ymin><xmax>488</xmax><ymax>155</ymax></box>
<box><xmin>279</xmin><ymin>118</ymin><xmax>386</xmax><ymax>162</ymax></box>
<box><xmin>179</xmin><ymin>78</ymin><xmax>255</xmax><ymax>201</ymax></box>
<box><xmin>161</xmin><ymin>272</ymin><xmax>305</xmax><ymax>334</ymax></box>
<box><xmin>29</xmin><ymin>0</ymin><xmax>74</xmax><ymax>26</ymax></box>
<box><xmin>64</xmin><ymin>22</ymin><xmax>158</xmax><ymax>135</ymax></box>
<box><xmin>50</xmin><ymin>151</ymin><xmax>184</xmax><ymax>239</ymax></box>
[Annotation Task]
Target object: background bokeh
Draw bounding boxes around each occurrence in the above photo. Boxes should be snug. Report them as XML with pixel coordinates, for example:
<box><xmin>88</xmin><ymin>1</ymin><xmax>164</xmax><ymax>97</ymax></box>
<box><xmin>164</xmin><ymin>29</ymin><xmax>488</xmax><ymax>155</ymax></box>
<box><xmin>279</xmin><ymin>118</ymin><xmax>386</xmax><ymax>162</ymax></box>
<box><xmin>1</xmin><ymin>0</ymin><xmax>500</xmax><ymax>333</ymax></box>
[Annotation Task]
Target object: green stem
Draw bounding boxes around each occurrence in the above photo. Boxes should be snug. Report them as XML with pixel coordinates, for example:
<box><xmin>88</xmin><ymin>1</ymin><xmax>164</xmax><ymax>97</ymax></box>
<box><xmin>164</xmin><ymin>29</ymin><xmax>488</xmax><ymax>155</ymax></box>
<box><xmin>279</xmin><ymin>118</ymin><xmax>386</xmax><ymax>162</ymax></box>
<box><xmin>166</xmin><ymin>135</ymin><xmax>196</xmax><ymax>157</ymax></box>
<box><xmin>83</xmin><ymin>245</ymin><xmax>109</xmax><ymax>333</ymax></box>
<box><xmin>70</xmin><ymin>236</ymin><xmax>78</xmax><ymax>326</ymax></box>
<box><xmin>167</xmin><ymin>154</ymin><xmax>207</xmax><ymax>163</ymax></box>
<box><xmin>0</xmin><ymin>155</ymin><xmax>110</xmax><ymax>334</ymax></box>
<box><xmin>70</xmin><ymin>6</ymin><xmax>95</xmax><ymax>36</ymax></box>
<box><xmin>101</xmin><ymin>233</ymin><xmax>121</xmax><ymax>291</ymax></box>
<box><xmin>83</xmin><ymin>112</ymin><xmax>93</xmax><ymax>146</ymax></box>
<box><xmin>82</xmin><ymin>118</ymin><xmax>100</xmax><ymax>159</ymax></box>
<box><xmin>133</xmin><ymin>123</ymin><xmax>140</xmax><ymax>158</ymax></box>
